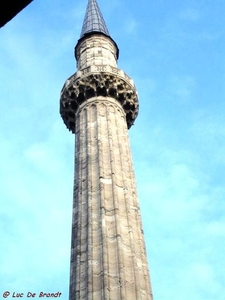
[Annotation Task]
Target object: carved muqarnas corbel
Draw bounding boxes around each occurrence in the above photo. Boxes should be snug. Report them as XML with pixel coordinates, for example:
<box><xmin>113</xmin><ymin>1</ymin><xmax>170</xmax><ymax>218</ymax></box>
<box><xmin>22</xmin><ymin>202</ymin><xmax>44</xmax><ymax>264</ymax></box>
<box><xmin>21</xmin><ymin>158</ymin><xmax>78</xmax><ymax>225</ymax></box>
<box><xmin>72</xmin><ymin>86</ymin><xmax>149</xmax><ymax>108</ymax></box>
<box><xmin>60</xmin><ymin>73</ymin><xmax>139</xmax><ymax>133</ymax></box>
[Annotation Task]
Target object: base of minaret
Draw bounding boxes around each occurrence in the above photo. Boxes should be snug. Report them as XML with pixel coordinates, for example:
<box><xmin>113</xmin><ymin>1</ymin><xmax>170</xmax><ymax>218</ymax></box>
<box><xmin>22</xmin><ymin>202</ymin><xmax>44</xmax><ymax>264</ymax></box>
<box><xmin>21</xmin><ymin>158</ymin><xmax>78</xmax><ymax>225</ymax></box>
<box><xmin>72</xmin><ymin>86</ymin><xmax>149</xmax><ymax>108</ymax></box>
<box><xmin>69</xmin><ymin>97</ymin><xmax>153</xmax><ymax>300</ymax></box>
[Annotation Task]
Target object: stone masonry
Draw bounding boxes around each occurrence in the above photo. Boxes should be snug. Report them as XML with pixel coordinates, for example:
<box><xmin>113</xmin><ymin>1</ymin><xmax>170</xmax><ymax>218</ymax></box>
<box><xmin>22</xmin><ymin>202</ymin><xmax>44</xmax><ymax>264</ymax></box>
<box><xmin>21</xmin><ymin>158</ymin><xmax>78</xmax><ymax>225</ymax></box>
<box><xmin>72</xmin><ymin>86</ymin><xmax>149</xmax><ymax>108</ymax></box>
<box><xmin>60</xmin><ymin>1</ymin><xmax>153</xmax><ymax>299</ymax></box>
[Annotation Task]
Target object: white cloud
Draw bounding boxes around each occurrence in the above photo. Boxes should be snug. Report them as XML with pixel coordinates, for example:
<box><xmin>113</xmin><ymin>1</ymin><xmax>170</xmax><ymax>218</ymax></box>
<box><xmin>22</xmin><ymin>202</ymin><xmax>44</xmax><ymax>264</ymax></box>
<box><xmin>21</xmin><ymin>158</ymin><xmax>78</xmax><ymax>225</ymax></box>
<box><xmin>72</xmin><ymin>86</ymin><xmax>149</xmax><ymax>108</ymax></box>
<box><xmin>124</xmin><ymin>16</ymin><xmax>139</xmax><ymax>35</ymax></box>
<box><xmin>168</xmin><ymin>76</ymin><xmax>196</xmax><ymax>104</ymax></box>
<box><xmin>206</xmin><ymin>221</ymin><xmax>225</xmax><ymax>236</ymax></box>
<box><xmin>179</xmin><ymin>8</ymin><xmax>201</xmax><ymax>21</ymax></box>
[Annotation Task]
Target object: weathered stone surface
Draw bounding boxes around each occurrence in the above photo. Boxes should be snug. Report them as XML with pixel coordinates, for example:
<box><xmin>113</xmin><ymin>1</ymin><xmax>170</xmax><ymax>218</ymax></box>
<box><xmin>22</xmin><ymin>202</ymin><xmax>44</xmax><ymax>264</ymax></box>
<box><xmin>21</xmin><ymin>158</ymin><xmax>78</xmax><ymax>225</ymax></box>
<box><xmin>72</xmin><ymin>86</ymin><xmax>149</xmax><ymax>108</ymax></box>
<box><xmin>70</xmin><ymin>98</ymin><xmax>152</xmax><ymax>299</ymax></box>
<box><xmin>75</xmin><ymin>34</ymin><xmax>119</xmax><ymax>69</ymax></box>
<box><xmin>60</xmin><ymin>2</ymin><xmax>153</xmax><ymax>299</ymax></box>
<box><xmin>60</xmin><ymin>71</ymin><xmax>139</xmax><ymax>132</ymax></box>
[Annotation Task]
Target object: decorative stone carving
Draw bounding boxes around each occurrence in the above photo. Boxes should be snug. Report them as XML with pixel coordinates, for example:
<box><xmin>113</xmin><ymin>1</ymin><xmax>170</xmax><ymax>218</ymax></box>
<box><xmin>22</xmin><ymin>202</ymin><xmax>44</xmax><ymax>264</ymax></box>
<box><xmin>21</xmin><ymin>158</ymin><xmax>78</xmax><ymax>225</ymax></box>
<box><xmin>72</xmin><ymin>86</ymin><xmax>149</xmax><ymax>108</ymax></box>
<box><xmin>60</xmin><ymin>72</ymin><xmax>139</xmax><ymax>133</ymax></box>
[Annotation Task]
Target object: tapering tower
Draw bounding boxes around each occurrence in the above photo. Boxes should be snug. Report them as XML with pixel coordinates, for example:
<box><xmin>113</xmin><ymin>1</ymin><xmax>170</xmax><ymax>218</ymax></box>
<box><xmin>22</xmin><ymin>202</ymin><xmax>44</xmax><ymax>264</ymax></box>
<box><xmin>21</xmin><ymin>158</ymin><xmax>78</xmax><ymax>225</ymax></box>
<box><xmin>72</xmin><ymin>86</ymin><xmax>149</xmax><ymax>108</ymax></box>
<box><xmin>60</xmin><ymin>1</ymin><xmax>153</xmax><ymax>299</ymax></box>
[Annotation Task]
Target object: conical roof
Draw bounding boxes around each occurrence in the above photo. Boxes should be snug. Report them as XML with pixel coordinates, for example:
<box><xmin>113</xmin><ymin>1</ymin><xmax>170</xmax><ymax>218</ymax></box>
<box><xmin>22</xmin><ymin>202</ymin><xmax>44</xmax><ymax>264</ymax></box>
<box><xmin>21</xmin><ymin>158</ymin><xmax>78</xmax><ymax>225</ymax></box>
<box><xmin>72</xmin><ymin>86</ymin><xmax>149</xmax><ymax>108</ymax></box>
<box><xmin>80</xmin><ymin>0</ymin><xmax>110</xmax><ymax>37</ymax></box>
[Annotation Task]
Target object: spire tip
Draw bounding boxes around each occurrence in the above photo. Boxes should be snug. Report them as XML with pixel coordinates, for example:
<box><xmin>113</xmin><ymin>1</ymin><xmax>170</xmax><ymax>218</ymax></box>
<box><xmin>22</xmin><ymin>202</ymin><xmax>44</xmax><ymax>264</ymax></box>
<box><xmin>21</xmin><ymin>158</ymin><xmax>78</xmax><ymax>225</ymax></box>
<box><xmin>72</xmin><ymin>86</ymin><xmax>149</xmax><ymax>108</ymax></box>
<box><xmin>80</xmin><ymin>0</ymin><xmax>110</xmax><ymax>38</ymax></box>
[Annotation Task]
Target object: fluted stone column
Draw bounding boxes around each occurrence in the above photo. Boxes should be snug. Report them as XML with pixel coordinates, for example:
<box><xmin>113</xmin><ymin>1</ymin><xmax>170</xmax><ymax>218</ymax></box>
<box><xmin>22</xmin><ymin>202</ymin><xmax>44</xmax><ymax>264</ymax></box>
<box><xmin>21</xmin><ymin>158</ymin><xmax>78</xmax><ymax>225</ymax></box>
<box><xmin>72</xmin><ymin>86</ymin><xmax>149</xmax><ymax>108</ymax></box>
<box><xmin>60</xmin><ymin>7</ymin><xmax>153</xmax><ymax>297</ymax></box>
<box><xmin>66</xmin><ymin>95</ymin><xmax>151</xmax><ymax>299</ymax></box>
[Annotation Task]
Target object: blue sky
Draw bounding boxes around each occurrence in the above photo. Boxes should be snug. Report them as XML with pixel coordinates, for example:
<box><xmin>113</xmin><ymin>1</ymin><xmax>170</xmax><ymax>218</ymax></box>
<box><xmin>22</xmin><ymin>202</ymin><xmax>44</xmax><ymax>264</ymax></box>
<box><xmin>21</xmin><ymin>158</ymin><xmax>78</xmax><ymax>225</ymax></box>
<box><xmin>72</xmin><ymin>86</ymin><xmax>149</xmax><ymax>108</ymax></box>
<box><xmin>0</xmin><ymin>0</ymin><xmax>225</xmax><ymax>299</ymax></box>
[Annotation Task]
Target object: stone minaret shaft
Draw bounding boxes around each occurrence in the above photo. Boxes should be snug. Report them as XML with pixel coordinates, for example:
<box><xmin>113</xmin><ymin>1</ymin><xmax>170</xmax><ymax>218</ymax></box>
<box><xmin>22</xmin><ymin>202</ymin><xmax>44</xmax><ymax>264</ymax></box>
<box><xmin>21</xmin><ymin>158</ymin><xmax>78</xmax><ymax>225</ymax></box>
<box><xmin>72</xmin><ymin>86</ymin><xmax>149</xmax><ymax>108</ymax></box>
<box><xmin>60</xmin><ymin>0</ymin><xmax>153</xmax><ymax>299</ymax></box>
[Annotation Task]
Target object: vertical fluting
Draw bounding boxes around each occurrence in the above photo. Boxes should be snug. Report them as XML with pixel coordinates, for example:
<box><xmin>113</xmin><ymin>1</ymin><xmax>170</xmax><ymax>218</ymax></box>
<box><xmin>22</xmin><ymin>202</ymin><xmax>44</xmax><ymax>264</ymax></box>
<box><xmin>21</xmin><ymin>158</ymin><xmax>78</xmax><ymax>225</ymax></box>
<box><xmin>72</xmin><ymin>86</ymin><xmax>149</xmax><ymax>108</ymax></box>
<box><xmin>61</xmin><ymin>3</ymin><xmax>153</xmax><ymax>299</ymax></box>
<box><xmin>69</xmin><ymin>97</ymin><xmax>152</xmax><ymax>299</ymax></box>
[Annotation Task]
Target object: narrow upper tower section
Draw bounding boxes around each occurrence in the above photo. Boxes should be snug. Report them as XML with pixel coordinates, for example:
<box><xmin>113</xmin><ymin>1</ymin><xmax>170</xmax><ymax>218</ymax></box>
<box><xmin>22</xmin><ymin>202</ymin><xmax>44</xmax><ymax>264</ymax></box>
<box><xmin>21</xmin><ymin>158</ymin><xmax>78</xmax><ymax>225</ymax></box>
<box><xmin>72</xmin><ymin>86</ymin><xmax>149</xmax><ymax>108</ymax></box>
<box><xmin>80</xmin><ymin>0</ymin><xmax>110</xmax><ymax>37</ymax></box>
<box><xmin>75</xmin><ymin>0</ymin><xmax>119</xmax><ymax>67</ymax></box>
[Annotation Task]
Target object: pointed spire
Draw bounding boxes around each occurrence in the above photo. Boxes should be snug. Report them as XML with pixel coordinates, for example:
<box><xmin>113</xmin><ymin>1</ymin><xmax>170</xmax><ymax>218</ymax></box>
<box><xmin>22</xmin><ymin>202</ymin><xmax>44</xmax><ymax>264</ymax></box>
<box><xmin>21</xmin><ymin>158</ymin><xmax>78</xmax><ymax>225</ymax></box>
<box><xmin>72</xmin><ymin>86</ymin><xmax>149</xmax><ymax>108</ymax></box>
<box><xmin>80</xmin><ymin>0</ymin><xmax>110</xmax><ymax>38</ymax></box>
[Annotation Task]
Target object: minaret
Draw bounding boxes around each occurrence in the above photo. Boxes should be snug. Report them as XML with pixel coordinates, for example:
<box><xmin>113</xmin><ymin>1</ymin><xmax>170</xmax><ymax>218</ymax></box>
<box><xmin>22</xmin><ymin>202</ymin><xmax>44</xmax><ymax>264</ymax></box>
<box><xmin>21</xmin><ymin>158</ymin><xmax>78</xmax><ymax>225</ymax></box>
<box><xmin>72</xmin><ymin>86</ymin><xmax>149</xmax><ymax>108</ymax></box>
<box><xmin>60</xmin><ymin>1</ymin><xmax>153</xmax><ymax>299</ymax></box>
